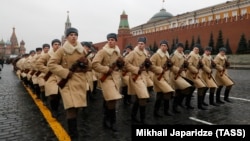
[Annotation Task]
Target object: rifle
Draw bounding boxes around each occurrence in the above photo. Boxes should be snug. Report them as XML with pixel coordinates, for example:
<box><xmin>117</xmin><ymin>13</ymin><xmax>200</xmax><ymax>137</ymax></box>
<box><xmin>30</xmin><ymin>70</ymin><xmax>36</xmax><ymax>76</ymax></box>
<box><xmin>174</xmin><ymin>55</ymin><xmax>190</xmax><ymax>80</ymax></box>
<box><xmin>132</xmin><ymin>58</ymin><xmax>152</xmax><ymax>82</ymax></box>
<box><xmin>35</xmin><ymin>71</ymin><xmax>42</xmax><ymax>77</ymax></box>
<box><xmin>100</xmin><ymin>62</ymin><xmax>116</xmax><ymax>83</ymax></box>
<box><xmin>157</xmin><ymin>56</ymin><xmax>173</xmax><ymax>81</ymax></box>
<box><xmin>24</xmin><ymin>69</ymin><xmax>30</xmax><ymax>74</ymax></box>
<box><xmin>58</xmin><ymin>55</ymin><xmax>89</xmax><ymax>89</ymax></box>
<box><xmin>121</xmin><ymin>51</ymin><xmax>130</xmax><ymax>76</ymax></box>
<box><xmin>193</xmin><ymin>55</ymin><xmax>203</xmax><ymax>79</ymax></box>
<box><xmin>220</xmin><ymin>57</ymin><xmax>230</xmax><ymax>76</ymax></box>
<box><xmin>208</xmin><ymin>57</ymin><xmax>216</xmax><ymax>79</ymax></box>
<box><xmin>44</xmin><ymin>71</ymin><xmax>52</xmax><ymax>81</ymax></box>
<box><xmin>100</xmin><ymin>56</ymin><xmax>125</xmax><ymax>82</ymax></box>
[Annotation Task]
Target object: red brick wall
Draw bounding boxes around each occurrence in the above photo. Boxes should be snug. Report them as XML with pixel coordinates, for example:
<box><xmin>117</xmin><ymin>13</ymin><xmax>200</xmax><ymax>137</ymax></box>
<box><xmin>94</xmin><ymin>14</ymin><xmax>250</xmax><ymax>54</ymax></box>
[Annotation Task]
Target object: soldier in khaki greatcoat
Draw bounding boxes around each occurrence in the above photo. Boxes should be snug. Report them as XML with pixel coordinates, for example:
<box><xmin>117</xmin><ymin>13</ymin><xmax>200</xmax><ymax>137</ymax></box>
<box><xmin>36</xmin><ymin>39</ymin><xmax>61</xmax><ymax>118</ymax></box>
<box><xmin>31</xmin><ymin>48</ymin><xmax>42</xmax><ymax>99</ymax></box>
<box><xmin>36</xmin><ymin>44</ymin><xmax>50</xmax><ymax>105</ymax></box>
<box><xmin>92</xmin><ymin>33</ymin><xmax>123</xmax><ymax>132</ymax></box>
<box><xmin>201</xmin><ymin>47</ymin><xmax>219</xmax><ymax>106</ymax></box>
<box><xmin>170</xmin><ymin>43</ymin><xmax>195</xmax><ymax>113</ymax></box>
<box><xmin>214</xmin><ymin>47</ymin><xmax>234</xmax><ymax>104</ymax></box>
<box><xmin>121</xmin><ymin>45</ymin><xmax>133</xmax><ymax>105</ymax></box>
<box><xmin>48</xmin><ymin>28</ymin><xmax>91</xmax><ymax>140</ymax></box>
<box><xmin>80</xmin><ymin>41</ymin><xmax>95</xmax><ymax>102</ymax></box>
<box><xmin>23</xmin><ymin>50</ymin><xmax>36</xmax><ymax>86</ymax></box>
<box><xmin>150</xmin><ymin>40</ymin><xmax>175</xmax><ymax>117</ymax></box>
<box><xmin>185</xmin><ymin>44</ymin><xmax>208</xmax><ymax>110</ymax></box>
<box><xmin>124</xmin><ymin>37</ymin><xmax>157</xmax><ymax>124</ymax></box>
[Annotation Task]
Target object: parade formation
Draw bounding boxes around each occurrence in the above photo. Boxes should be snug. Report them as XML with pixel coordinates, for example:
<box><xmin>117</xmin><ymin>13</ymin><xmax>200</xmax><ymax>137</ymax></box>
<box><xmin>10</xmin><ymin>27</ymin><xmax>235</xmax><ymax>141</ymax></box>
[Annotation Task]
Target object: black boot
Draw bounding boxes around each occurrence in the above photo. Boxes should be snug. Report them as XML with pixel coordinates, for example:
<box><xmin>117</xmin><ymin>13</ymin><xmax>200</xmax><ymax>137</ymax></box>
<box><xmin>35</xmin><ymin>84</ymin><xmax>40</xmax><ymax>99</ymax></box>
<box><xmin>202</xmin><ymin>87</ymin><xmax>209</xmax><ymax>106</ymax></box>
<box><xmin>178</xmin><ymin>94</ymin><xmax>185</xmax><ymax>108</ymax></box>
<box><xmin>172</xmin><ymin>93</ymin><xmax>181</xmax><ymax>113</ymax></box>
<box><xmin>164</xmin><ymin>99</ymin><xmax>173</xmax><ymax>116</ymax></box>
<box><xmin>50</xmin><ymin>97</ymin><xmax>60</xmax><ymax>118</ymax></box>
<box><xmin>185</xmin><ymin>86</ymin><xmax>195</xmax><ymax>109</ymax></box>
<box><xmin>67</xmin><ymin>118</ymin><xmax>78</xmax><ymax>141</ymax></box>
<box><xmin>103</xmin><ymin>102</ymin><xmax>110</xmax><ymax>128</ymax></box>
<box><xmin>185</xmin><ymin>94</ymin><xmax>194</xmax><ymax>109</ymax></box>
<box><xmin>153</xmin><ymin>92</ymin><xmax>162</xmax><ymax>117</ymax></box>
<box><xmin>140</xmin><ymin>106</ymin><xmax>147</xmax><ymax>125</ymax></box>
<box><xmin>198</xmin><ymin>88</ymin><xmax>207</xmax><ymax>110</ymax></box>
<box><xmin>209</xmin><ymin>88</ymin><xmax>219</xmax><ymax>106</ymax></box>
<box><xmin>110</xmin><ymin>109</ymin><xmax>118</xmax><ymax>132</ymax></box>
<box><xmin>122</xmin><ymin>86</ymin><xmax>131</xmax><ymax>105</ymax></box>
<box><xmin>216</xmin><ymin>86</ymin><xmax>224</xmax><ymax>104</ymax></box>
<box><xmin>147</xmin><ymin>86</ymin><xmax>154</xmax><ymax>103</ymax></box>
<box><xmin>198</xmin><ymin>95</ymin><xmax>207</xmax><ymax>110</ymax></box>
<box><xmin>40</xmin><ymin>91</ymin><xmax>47</xmax><ymax>106</ymax></box>
<box><xmin>131</xmin><ymin>101</ymin><xmax>140</xmax><ymax>123</ymax></box>
<box><xmin>224</xmin><ymin>87</ymin><xmax>232</xmax><ymax>103</ymax></box>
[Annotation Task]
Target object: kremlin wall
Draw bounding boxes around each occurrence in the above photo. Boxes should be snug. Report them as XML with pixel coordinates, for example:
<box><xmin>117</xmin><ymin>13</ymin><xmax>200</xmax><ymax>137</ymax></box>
<box><xmin>93</xmin><ymin>0</ymin><xmax>250</xmax><ymax>54</ymax></box>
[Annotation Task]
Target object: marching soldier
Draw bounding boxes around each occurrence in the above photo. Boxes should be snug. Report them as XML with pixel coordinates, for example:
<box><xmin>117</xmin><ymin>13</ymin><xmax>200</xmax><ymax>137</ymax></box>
<box><xmin>92</xmin><ymin>33</ymin><xmax>124</xmax><ymax>132</ymax></box>
<box><xmin>121</xmin><ymin>45</ymin><xmax>133</xmax><ymax>105</ymax></box>
<box><xmin>144</xmin><ymin>48</ymin><xmax>155</xmax><ymax>103</ymax></box>
<box><xmin>170</xmin><ymin>43</ymin><xmax>195</xmax><ymax>113</ymax></box>
<box><xmin>214</xmin><ymin>47</ymin><xmax>234</xmax><ymax>103</ymax></box>
<box><xmin>31</xmin><ymin>48</ymin><xmax>43</xmax><ymax>99</ymax></box>
<box><xmin>37</xmin><ymin>44</ymin><xmax>50</xmax><ymax>105</ymax></box>
<box><xmin>80</xmin><ymin>41</ymin><xmax>95</xmax><ymax>101</ymax></box>
<box><xmin>16</xmin><ymin>53</ymin><xmax>29</xmax><ymax>81</ymax></box>
<box><xmin>23</xmin><ymin>50</ymin><xmax>36</xmax><ymax>86</ymax></box>
<box><xmin>48</xmin><ymin>27</ymin><xmax>91</xmax><ymax>140</ymax></box>
<box><xmin>201</xmin><ymin>47</ymin><xmax>219</xmax><ymax>106</ymax></box>
<box><xmin>36</xmin><ymin>39</ymin><xmax>61</xmax><ymax>118</ymax></box>
<box><xmin>150</xmin><ymin>40</ymin><xmax>175</xmax><ymax>117</ymax></box>
<box><xmin>124</xmin><ymin>37</ymin><xmax>153</xmax><ymax>124</ymax></box>
<box><xmin>185</xmin><ymin>44</ymin><xmax>208</xmax><ymax>110</ymax></box>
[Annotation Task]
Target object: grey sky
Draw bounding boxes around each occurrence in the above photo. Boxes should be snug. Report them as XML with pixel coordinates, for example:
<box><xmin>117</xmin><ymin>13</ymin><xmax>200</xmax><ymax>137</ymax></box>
<box><xmin>0</xmin><ymin>0</ymin><xmax>228</xmax><ymax>52</ymax></box>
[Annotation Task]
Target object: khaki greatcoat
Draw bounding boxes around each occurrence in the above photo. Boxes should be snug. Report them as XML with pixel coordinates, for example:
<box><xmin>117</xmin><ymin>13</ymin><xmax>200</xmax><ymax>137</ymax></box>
<box><xmin>213</xmin><ymin>53</ymin><xmax>234</xmax><ymax>86</ymax></box>
<box><xmin>48</xmin><ymin>41</ymin><xmax>90</xmax><ymax>109</ymax></box>
<box><xmin>92</xmin><ymin>44</ymin><xmax>122</xmax><ymax>101</ymax></box>
<box><xmin>36</xmin><ymin>49</ymin><xmax>59</xmax><ymax>96</ymax></box>
<box><xmin>150</xmin><ymin>49</ymin><xmax>174</xmax><ymax>93</ymax></box>
<box><xmin>169</xmin><ymin>51</ymin><xmax>192</xmax><ymax>90</ymax></box>
<box><xmin>201</xmin><ymin>54</ymin><xmax>218</xmax><ymax>88</ymax></box>
<box><xmin>124</xmin><ymin>46</ymin><xmax>150</xmax><ymax>98</ymax></box>
<box><xmin>185</xmin><ymin>51</ymin><xmax>206</xmax><ymax>88</ymax></box>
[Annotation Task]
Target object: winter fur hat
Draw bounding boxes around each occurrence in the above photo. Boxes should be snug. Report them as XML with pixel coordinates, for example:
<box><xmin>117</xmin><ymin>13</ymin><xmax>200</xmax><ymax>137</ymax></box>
<box><xmin>107</xmin><ymin>33</ymin><xmax>117</xmax><ymax>41</ymax></box>
<box><xmin>66</xmin><ymin>27</ymin><xmax>78</xmax><ymax>37</ymax></box>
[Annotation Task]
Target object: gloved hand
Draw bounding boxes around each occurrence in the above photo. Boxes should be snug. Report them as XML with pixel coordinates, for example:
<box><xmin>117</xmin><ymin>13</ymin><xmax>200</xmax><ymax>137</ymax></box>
<box><xmin>198</xmin><ymin>61</ymin><xmax>203</xmax><ymax>69</ymax></box>
<box><xmin>183</xmin><ymin>61</ymin><xmax>189</xmax><ymax>68</ymax></box>
<box><xmin>116</xmin><ymin>57</ymin><xmax>125</xmax><ymax>69</ymax></box>
<box><xmin>144</xmin><ymin>58</ymin><xmax>152</xmax><ymax>69</ymax></box>
<box><xmin>166</xmin><ymin>60</ymin><xmax>173</xmax><ymax>68</ymax></box>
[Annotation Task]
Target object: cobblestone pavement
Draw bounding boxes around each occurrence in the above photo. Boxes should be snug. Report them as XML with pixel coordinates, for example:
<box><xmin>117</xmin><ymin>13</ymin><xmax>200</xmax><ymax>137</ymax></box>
<box><xmin>0</xmin><ymin>65</ymin><xmax>250</xmax><ymax>141</ymax></box>
<box><xmin>0</xmin><ymin>65</ymin><xmax>57</xmax><ymax>141</ymax></box>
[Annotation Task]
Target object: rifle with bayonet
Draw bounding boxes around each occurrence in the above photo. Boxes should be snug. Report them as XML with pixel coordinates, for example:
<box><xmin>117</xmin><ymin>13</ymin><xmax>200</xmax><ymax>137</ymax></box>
<box><xmin>157</xmin><ymin>55</ymin><xmax>173</xmax><ymax>81</ymax></box>
<box><xmin>174</xmin><ymin>55</ymin><xmax>190</xmax><ymax>80</ymax></box>
<box><xmin>220</xmin><ymin>57</ymin><xmax>230</xmax><ymax>76</ymax></box>
<box><xmin>58</xmin><ymin>51</ymin><xmax>92</xmax><ymax>89</ymax></box>
<box><xmin>132</xmin><ymin>58</ymin><xmax>152</xmax><ymax>82</ymax></box>
<box><xmin>100</xmin><ymin>56</ymin><xmax>125</xmax><ymax>82</ymax></box>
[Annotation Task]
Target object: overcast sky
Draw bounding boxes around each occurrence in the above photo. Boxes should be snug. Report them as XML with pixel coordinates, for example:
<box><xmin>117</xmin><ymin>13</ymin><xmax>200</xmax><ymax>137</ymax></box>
<box><xmin>1</xmin><ymin>0</ymin><xmax>229</xmax><ymax>52</ymax></box>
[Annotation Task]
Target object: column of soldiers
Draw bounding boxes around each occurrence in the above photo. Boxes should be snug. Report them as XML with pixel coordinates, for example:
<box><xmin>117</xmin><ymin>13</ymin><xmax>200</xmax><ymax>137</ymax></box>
<box><xmin>13</xmin><ymin>27</ymin><xmax>234</xmax><ymax>141</ymax></box>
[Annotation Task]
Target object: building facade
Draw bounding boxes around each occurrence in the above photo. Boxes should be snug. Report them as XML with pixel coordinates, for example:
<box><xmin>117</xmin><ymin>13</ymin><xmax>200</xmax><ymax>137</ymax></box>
<box><xmin>0</xmin><ymin>27</ymin><xmax>26</xmax><ymax>59</ymax></box>
<box><xmin>94</xmin><ymin>0</ymin><xmax>250</xmax><ymax>54</ymax></box>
